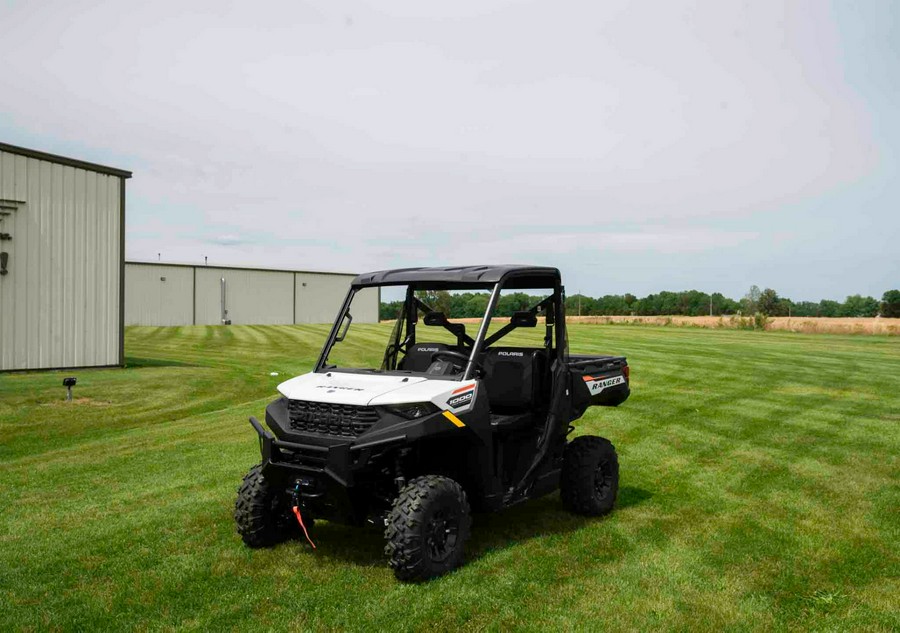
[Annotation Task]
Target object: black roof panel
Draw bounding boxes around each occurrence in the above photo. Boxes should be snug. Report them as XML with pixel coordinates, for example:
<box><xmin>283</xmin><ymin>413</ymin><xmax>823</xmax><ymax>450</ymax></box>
<box><xmin>352</xmin><ymin>265</ymin><xmax>561</xmax><ymax>288</ymax></box>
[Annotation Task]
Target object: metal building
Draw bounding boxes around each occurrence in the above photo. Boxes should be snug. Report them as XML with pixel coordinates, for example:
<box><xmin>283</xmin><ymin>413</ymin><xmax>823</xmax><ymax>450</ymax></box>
<box><xmin>0</xmin><ymin>142</ymin><xmax>130</xmax><ymax>371</ymax></box>
<box><xmin>124</xmin><ymin>262</ymin><xmax>380</xmax><ymax>326</ymax></box>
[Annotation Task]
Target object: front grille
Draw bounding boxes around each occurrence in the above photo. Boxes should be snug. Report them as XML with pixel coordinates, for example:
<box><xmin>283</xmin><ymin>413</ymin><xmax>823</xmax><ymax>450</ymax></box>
<box><xmin>287</xmin><ymin>400</ymin><xmax>379</xmax><ymax>437</ymax></box>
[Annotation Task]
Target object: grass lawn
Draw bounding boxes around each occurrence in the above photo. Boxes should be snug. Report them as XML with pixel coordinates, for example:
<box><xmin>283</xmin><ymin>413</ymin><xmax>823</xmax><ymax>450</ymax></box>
<box><xmin>1</xmin><ymin>324</ymin><xmax>898</xmax><ymax>631</ymax></box>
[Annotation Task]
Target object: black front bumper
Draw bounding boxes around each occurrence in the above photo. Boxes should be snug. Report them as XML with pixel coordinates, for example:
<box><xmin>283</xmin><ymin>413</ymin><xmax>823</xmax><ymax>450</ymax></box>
<box><xmin>250</xmin><ymin>414</ymin><xmax>406</xmax><ymax>488</ymax></box>
<box><xmin>250</xmin><ymin>412</ymin><xmax>408</xmax><ymax>524</ymax></box>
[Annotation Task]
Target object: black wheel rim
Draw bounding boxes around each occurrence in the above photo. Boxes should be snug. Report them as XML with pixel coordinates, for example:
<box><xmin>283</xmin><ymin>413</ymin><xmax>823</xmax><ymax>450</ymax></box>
<box><xmin>425</xmin><ymin>508</ymin><xmax>459</xmax><ymax>563</ymax></box>
<box><xmin>594</xmin><ymin>458</ymin><xmax>614</xmax><ymax>500</ymax></box>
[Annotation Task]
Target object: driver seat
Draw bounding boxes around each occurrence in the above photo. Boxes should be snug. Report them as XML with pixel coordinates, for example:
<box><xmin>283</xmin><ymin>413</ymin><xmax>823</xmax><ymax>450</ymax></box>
<box><xmin>481</xmin><ymin>347</ymin><xmax>548</xmax><ymax>413</ymax></box>
<box><xmin>399</xmin><ymin>343</ymin><xmax>451</xmax><ymax>373</ymax></box>
<box><xmin>481</xmin><ymin>347</ymin><xmax>549</xmax><ymax>431</ymax></box>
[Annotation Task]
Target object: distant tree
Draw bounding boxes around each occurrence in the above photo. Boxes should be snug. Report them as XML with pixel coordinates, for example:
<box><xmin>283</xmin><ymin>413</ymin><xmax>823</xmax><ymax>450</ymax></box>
<box><xmin>691</xmin><ymin>291</ymin><xmax>713</xmax><ymax>316</ymax></box>
<box><xmin>415</xmin><ymin>290</ymin><xmax>452</xmax><ymax>315</ymax></box>
<box><xmin>791</xmin><ymin>301</ymin><xmax>820</xmax><ymax>317</ymax></box>
<box><xmin>817</xmin><ymin>299</ymin><xmax>841</xmax><ymax>317</ymax></box>
<box><xmin>676</xmin><ymin>290</ymin><xmax>705</xmax><ymax>316</ymax></box>
<box><xmin>634</xmin><ymin>294</ymin><xmax>655</xmax><ymax>315</ymax></box>
<box><xmin>463</xmin><ymin>293</ymin><xmax>489</xmax><ymax>318</ymax></box>
<box><xmin>742</xmin><ymin>285</ymin><xmax>762</xmax><ymax>315</ymax></box>
<box><xmin>757</xmin><ymin>288</ymin><xmax>782</xmax><ymax>316</ymax></box>
<box><xmin>881</xmin><ymin>290</ymin><xmax>900</xmax><ymax>318</ymax></box>
<box><xmin>713</xmin><ymin>294</ymin><xmax>740</xmax><ymax>315</ymax></box>
<box><xmin>778</xmin><ymin>297</ymin><xmax>794</xmax><ymax>317</ymax></box>
<box><xmin>497</xmin><ymin>292</ymin><xmax>533</xmax><ymax>317</ymax></box>
<box><xmin>448</xmin><ymin>292</ymin><xmax>468</xmax><ymax>317</ymax></box>
<box><xmin>383</xmin><ymin>287</ymin><xmax>895</xmax><ymax>321</ymax></box>
<box><xmin>657</xmin><ymin>291</ymin><xmax>680</xmax><ymax>315</ymax></box>
<box><xmin>379</xmin><ymin>300</ymin><xmax>404</xmax><ymax>321</ymax></box>
<box><xmin>436</xmin><ymin>290</ymin><xmax>453</xmax><ymax>315</ymax></box>
<box><xmin>840</xmin><ymin>295</ymin><xmax>879</xmax><ymax>317</ymax></box>
<box><xmin>596</xmin><ymin>294</ymin><xmax>629</xmax><ymax>315</ymax></box>
<box><xmin>566</xmin><ymin>294</ymin><xmax>596</xmax><ymax>316</ymax></box>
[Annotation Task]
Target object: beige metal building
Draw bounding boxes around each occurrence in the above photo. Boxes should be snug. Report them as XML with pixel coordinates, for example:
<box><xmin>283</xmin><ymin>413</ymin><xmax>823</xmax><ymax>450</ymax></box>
<box><xmin>125</xmin><ymin>262</ymin><xmax>379</xmax><ymax>326</ymax></box>
<box><xmin>0</xmin><ymin>142</ymin><xmax>130</xmax><ymax>371</ymax></box>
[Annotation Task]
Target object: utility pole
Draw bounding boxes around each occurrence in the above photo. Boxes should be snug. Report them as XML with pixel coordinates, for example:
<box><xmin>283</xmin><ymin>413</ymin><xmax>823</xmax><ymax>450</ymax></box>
<box><xmin>709</xmin><ymin>295</ymin><xmax>713</xmax><ymax>317</ymax></box>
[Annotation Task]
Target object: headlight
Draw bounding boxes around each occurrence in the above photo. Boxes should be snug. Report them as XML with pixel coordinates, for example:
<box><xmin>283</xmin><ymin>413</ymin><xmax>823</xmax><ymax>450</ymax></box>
<box><xmin>383</xmin><ymin>402</ymin><xmax>439</xmax><ymax>419</ymax></box>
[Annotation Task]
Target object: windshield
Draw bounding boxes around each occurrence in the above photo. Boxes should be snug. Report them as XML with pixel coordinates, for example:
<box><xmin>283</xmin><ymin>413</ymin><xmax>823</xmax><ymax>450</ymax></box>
<box><xmin>320</xmin><ymin>285</ymin><xmax>489</xmax><ymax>374</ymax></box>
<box><xmin>318</xmin><ymin>283</ymin><xmax>559</xmax><ymax>376</ymax></box>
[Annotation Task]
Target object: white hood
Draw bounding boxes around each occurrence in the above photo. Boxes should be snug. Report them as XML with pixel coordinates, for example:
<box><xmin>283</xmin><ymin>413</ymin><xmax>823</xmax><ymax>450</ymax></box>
<box><xmin>276</xmin><ymin>372</ymin><xmax>433</xmax><ymax>406</ymax></box>
<box><xmin>277</xmin><ymin>371</ymin><xmax>478</xmax><ymax>414</ymax></box>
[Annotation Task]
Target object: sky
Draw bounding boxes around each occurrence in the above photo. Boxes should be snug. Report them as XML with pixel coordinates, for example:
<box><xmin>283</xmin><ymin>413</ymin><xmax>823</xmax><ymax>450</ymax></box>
<box><xmin>1</xmin><ymin>0</ymin><xmax>897</xmax><ymax>301</ymax></box>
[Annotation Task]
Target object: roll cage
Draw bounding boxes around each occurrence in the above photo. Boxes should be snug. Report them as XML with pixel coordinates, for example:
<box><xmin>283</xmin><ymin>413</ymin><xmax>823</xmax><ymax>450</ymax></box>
<box><xmin>315</xmin><ymin>265</ymin><xmax>568</xmax><ymax>379</ymax></box>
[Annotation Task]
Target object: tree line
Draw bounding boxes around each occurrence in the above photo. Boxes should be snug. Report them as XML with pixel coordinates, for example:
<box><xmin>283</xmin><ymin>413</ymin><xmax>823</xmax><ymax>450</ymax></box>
<box><xmin>379</xmin><ymin>288</ymin><xmax>900</xmax><ymax>320</ymax></box>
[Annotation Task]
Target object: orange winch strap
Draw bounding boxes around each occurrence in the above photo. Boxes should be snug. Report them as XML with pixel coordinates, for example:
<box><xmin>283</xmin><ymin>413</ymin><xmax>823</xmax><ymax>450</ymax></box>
<box><xmin>292</xmin><ymin>506</ymin><xmax>317</xmax><ymax>550</ymax></box>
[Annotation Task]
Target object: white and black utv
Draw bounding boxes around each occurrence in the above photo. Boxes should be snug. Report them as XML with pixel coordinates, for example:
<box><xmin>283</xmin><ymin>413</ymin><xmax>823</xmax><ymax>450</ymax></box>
<box><xmin>235</xmin><ymin>265</ymin><xmax>630</xmax><ymax>581</ymax></box>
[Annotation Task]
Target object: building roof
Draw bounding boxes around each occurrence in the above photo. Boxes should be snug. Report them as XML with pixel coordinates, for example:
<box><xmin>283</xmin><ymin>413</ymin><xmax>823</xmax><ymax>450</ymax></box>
<box><xmin>126</xmin><ymin>260</ymin><xmax>358</xmax><ymax>277</ymax></box>
<box><xmin>352</xmin><ymin>265</ymin><xmax>561</xmax><ymax>289</ymax></box>
<box><xmin>0</xmin><ymin>142</ymin><xmax>132</xmax><ymax>178</ymax></box>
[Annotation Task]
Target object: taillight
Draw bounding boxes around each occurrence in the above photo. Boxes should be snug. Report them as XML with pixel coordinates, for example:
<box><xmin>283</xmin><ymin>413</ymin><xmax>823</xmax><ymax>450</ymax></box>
<box><xmin>623</xmin><ymin>365</ymin><xmax>630</xmax><ymax>380</ymax></box>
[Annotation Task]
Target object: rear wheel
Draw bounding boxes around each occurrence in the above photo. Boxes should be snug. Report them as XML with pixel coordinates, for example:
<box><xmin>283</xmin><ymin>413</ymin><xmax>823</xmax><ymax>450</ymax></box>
<box><xmin>560</xmin><ymin>435</ymin><xmax>619</xmax><ymax>516</ymax></box>
<box><xmin>384</xmin><ymin>475</ymin><xmax>471</xmax><ymax>582</ymax></box>
<box><xmin>234</xmin><ymin>463</ymin><xmax>299</xmax><ymax>547</ymax></box>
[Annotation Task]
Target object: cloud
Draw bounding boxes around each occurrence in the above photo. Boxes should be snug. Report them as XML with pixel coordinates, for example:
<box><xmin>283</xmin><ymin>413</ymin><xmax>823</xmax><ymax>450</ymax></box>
<box><xmin>1</xmin><ymin>0</ymin><xmax>896</xmax><ymax>299</ymax></box>
<box><xmin>206</xmin><ymin>234</ymin><xmax>252</xmax><ymax>246</ymax></box>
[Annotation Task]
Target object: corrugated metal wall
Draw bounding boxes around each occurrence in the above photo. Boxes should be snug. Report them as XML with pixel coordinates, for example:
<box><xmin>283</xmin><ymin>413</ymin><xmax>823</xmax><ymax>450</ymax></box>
<box><xmin>195</xmin><ymin>266</ymin><xmax>294</xmax><ymax>325</ymax></box>
<box><xmin>124</xmin><ymin>263</ymin><xmax>379</xmax><ymax>326</ymax></box>
<box><xmin>0</xmin><ymin>148</ymin><xmax>123</xmax><ymax>370</ymax></box>
<box><xmin>124</xmin><ymin>263</ymin><xmax>193</xmax><ymax>326</ymax></box>
<box><xmin>294</xmin><ymin>272</ymin><xmax>379</xmax><ymax>324</ymax></box>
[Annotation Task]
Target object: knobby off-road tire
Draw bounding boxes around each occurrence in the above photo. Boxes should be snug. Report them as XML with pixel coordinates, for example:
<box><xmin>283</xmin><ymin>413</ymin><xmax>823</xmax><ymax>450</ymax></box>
<box><xmin>234</xmin><ymin>463</ymin><xmax>300</xmax><ymax>548</ymax></box>
<box><xmin>384</xmin><ymin>475</ymin><xmax>472</xmax><ymax>582</ymax></box>
<box><xmin>560</xmin><ymin>435</ymin><xmax>619</xmax><ymax>516</ymax></box>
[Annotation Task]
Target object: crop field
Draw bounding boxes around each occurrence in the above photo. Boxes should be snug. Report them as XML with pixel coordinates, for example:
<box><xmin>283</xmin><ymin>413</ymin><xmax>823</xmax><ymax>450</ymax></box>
<box><xmin>566</xmin><ymin>315</ymin><xmax>900</xmax><ymax>336</ymax></box>
<box><xmin>1</xmin><ymin>324</ymin><xmax>898</xmax><ymax>631</ymax></box>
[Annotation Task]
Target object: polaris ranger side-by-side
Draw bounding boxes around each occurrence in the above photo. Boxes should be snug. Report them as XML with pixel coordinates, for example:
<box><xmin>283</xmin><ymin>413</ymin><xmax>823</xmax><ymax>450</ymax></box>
<box><xmin>235</xmin><ymin>265</ymin><xmax>630</xmax><ymax>581</ymax></box>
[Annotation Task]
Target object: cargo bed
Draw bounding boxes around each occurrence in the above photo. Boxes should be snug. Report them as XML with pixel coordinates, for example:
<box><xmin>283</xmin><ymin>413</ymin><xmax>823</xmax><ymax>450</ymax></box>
<box><xmin>568</xmin><ymin>354</ymin><xmax>630</xmax><ymax>410</ymax></box>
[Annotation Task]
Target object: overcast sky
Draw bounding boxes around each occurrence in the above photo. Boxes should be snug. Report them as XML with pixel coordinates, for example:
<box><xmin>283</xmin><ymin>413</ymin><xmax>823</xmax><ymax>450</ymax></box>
<box><xmin>1</xmin><ymin>0</ymin><xmax>897</xmax><ymax>300</ymax></box>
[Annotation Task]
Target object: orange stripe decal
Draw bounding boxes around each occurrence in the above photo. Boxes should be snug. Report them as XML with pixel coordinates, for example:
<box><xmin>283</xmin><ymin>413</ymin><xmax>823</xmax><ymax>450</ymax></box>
<box><xmin>582</xmin><ymin>375</ymin><xmax>595</xmax><ymax>382</ymax></box>
<box><xmin>442</xmin><ymin>411</ymin><xmax>466</xmax><ymax>428</ymax></box>
<box><xmin>452</xmin><ymin>383</ymin><xmax>475</xmax><ymax>394</ymax></box>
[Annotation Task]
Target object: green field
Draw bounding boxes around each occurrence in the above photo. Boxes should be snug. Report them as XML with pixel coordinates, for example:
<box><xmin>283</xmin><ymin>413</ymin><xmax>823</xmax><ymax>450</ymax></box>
<box><xmin>1</xmin><ymin>324</ymin><xmax>898</xmax><ymax>631</ymax></box>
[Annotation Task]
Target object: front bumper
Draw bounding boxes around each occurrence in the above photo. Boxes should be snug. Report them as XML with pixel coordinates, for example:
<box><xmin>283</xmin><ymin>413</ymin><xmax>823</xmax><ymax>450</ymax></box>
<box><xmin>249</xmin><ymin>414</ymin><xmax>406</xmax><ymax>488</ymax></box>
<box><xmin>250</xmin><ymin>413</ymin><xmax>408</xmax><ymax>524</ymax></box>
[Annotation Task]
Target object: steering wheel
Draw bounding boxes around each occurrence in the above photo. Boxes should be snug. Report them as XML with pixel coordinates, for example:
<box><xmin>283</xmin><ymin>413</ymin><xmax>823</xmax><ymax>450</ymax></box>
<box><xmin>431</xmin><ymin>350</ymin><xmax>484</xmax><ymax>375</ymax></box>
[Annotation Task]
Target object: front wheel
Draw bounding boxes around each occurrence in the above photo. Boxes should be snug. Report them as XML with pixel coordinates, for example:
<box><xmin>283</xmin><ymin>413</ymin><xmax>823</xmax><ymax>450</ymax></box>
<box><xmin>560</xmin><ymin>435</ymin><xmax>619</xmax><ymax>516</ymax></box>
<box><xmin>384</xmin><ymin>475</ymin><xmax>471</xmax><ymax>582</ymax></box>
<box><xmin>234</xmin><ymin>463</ymin><xmax>299</xmax><ymax>547</ymax></box>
